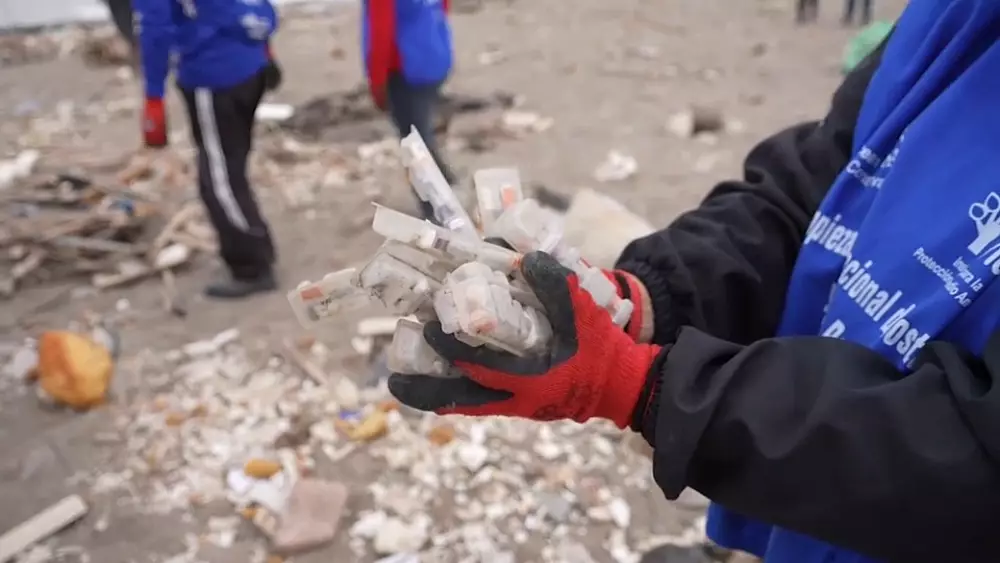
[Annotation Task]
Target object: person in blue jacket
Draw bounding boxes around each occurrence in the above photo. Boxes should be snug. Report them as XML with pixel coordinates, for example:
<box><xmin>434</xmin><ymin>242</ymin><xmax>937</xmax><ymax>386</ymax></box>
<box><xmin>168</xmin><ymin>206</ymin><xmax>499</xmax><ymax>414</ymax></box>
<box><xmin>362</xmin><ymin>0</ymin><xmax>454</xmax><ymax>220</ymax></box>
<box><xmin>386</xmin><ymin>1</ymin><xmax>1000</xmax><ymax>562</ymax></box>
<box><xmin>134</xmin><ymin>0</ymin><xmax>282</xmax><ymax>298</ymax></box>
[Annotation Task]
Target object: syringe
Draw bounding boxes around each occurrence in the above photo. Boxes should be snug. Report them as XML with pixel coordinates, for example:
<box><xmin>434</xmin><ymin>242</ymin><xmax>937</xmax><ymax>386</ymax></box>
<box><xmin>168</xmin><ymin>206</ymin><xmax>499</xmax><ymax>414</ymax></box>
<box><xmin>400</xmin><ymin>127</ymin><xmax>478</xmax><ymax>241</ymax></box>
<box><xmin>372</xmin><ymin>204</ymin><xmax>522</xmax><ymax>275</ymax></box>
<box><xmin>489</xmin><ymin>199</ymin><xmax>634</xmax><ymax>326</ymax></box>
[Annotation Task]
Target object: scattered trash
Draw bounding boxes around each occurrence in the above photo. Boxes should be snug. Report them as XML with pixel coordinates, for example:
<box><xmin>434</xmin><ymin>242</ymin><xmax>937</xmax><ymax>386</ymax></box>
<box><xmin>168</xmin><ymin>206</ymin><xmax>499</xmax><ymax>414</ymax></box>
<box><xmin>281</xmin><ymin>86</ymin><xmax>516</xmax><ymax>143</ymax></box>
<box><xmin>343</xmin><ymin>409</ymin><xmax>389</xmax><ymax>442</ymax></box>
<box><xmin>593</xmin><ymin>150</ymin><xmax>638</xmax><ymax>182</ymax></box>
<box><xmin>1</xmin><ymin>172</ymin><xmax>210</xmax><ymax>297</ymax></box>
<box><xmin>244</xmin><ymin>459</ymin><xmax>284</xmax><ymax>480</ymax></box>
<box><xmin>477</xmin><ymin>47</ymin><xmax>506</xmax><ymax>66</ymax></box>
<box><xmin>372</xmin><ymin>516</ymin><xmax>430</xmax><ymax>555</ymax></box>
<box><xmin>500</xmin><ymin>110</ymin><xmax>554</xmax><ymax>135</ymax></box>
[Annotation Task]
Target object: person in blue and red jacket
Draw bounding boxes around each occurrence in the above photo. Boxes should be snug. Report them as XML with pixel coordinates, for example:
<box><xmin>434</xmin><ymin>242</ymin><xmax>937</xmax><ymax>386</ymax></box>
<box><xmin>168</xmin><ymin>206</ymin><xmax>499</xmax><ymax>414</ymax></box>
<box><xmin>363</xmin><ymin>0</ymin><xmax>455</xmax><ymax>220</ymax></box>
<box><xmin>387</xmin><ymin>1</ymin><xmax>1000</xmax><ymax>562</ymax></box>
<box><xmin>134</xmin><ymin>0</ymin><xmax>283</xmax><ymax>299</ymax></box>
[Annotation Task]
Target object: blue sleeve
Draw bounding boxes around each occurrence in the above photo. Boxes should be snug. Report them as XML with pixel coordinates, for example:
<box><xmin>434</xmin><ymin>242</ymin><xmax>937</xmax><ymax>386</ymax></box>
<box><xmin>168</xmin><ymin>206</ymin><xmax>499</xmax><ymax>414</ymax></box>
<box><xmin>134</xmin><ymin>0</ymin><xmax>174</xmax><ymax>99</ymax></box>
<box><xmin>227</xmin><ymin>0</ymin><xmax>278</xmax><ymax>43</ymax></box>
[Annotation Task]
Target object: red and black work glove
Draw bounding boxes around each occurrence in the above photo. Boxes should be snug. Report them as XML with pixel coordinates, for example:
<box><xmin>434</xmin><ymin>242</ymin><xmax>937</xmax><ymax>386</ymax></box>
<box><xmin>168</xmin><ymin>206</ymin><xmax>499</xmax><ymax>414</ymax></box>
<box><xmin>142</xmin><ymin>97</ymin><xmax>167</xmax><ymax>148</ymax></box>
<box><xmin>263</xmin><ymin>42</ymin><xmax>283</xmax><ymax>92</ymax></box>
<box><xmin>602</xmin><ymin>268</ymin><xmax>649</xmax><ymax>342</ymax></box>
<box><xmin>387</xmin><ymin>251</ymin><xmax>662</xmax><ymax>428</ymax></box>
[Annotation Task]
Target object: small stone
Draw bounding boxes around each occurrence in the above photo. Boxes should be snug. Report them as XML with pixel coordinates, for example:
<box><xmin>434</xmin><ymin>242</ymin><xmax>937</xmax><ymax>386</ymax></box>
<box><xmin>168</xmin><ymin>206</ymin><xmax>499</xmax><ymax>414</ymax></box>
<box><xmin>373</xmin><ymin>517</ymin><xmax>429</xmax><ymax>555</ymax></box>
<box><xmin>271</xmin><ymin>478</ymin><xmax>349</xmax><ymax>554</ymax></box>
<box><xmin>538</xmin><ymin>492</ymin><xmax>574</xmax><ymax>523</ymax></box>
<box><xmin>350</xmin><ymin>510</ymin><xmax>388</xmax><ymax>539</ymax></box>
<box><xmin>608</xmin><ymin>497</ymin><xmax>632</xmax><ymax>528</ymax></box>
<box><xmin>534</xmin><ymin>441</ymin><xmax>562</xmax><ymax>460</ymax></box>
<box><xmin>558</xmin><ymin>541</ymin><xmax>598</xmax><ymax>563</ymax></box>
<box><xmin>3</xmin><ymin>346</ymin><xmax>38</xmax><ymax>380</ymax></box>
<box><xmin>457</xmin><ymin>443</ymin><xmax>489</xmax><ymax>473</ymax></box>
<box><xmin>593</xmin><ymin>150</ymin><xmax>638</xmax><ymax>182</ymax></box>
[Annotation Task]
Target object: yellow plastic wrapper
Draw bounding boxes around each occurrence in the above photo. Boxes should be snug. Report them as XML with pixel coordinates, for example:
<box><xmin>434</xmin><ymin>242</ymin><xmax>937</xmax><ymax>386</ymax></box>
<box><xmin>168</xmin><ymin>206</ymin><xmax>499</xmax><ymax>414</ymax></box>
<box><xmin>37</xmin><ymin>330</ymin><xmax>113</xmax><ymax>409</ymax></box>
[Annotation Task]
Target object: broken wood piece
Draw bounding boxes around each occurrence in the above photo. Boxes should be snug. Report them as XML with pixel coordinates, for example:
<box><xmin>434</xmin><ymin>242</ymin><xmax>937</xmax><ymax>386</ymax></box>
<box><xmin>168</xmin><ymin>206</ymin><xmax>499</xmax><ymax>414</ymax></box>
<box><xmin>0</xmin><ymin>494</ymin><xmax>88</xmax><ymax>563</ymax></box>
<box><xmin>40</xmin><ymin>215</ymin><xmax>100</xmax><ymax>242</ymax></box>
<box><xmin>183</xmin><ymin>221</ymin><xmax>216</xmax><ymax>243</ymax></box>
<box><xmin>51</xmin><ymin>236</ymin><xmax>141</xmax><ymax>255</ymax></box>
<box><xmin>169</xmin><ymin>231</ymin><xmax>217</xmax><ymax>254</ymax></box>
<box><xmin>280</xmin><ymin>339</ymin><xmax>330</xmax><ymax>386</ymax></box>
<box><xmin>149</xmin><ymin>203</ymin><xmax>200</xmax><ymax>260</ymax></box>
<box><xmin>92</xmin><ymin>244</ymin><xmax>190</xmax><ymax>290</ymax></box>
<box><xmin>12</xmin><ymin>249</ymin><xmax>47</xmax><ymax>281</ymax></box>
<box><xmin>154</xmin><ymin>244</ymin><xmax>191</xmax><ymax>270</ymax></box>
<box><xmin>91</xmin><ymin>259</ymin><xmax>151</xmax><ymax>290</ymax></box>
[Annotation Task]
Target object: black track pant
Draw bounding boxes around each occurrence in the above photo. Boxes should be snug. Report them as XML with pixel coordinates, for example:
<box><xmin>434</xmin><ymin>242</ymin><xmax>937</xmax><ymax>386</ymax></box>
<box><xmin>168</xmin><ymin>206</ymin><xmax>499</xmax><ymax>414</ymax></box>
<box><xmin>181</xmin><ymin>71</ymin><xmax>275</xmax><ymax>280</ymax></box>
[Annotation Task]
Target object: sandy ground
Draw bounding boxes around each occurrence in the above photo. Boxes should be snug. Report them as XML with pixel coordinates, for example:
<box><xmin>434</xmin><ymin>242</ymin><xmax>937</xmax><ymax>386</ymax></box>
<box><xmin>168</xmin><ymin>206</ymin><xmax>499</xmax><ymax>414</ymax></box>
<box><xmin>0</xmin><ymin>0</ymin><xmax>908</xmax><ymax>562</ymax></box>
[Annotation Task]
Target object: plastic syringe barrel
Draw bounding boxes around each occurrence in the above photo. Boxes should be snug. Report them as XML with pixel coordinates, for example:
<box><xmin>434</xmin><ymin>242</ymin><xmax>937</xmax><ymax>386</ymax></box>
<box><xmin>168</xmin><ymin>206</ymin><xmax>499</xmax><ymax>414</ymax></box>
<box><xmin>400</xmin><ymin>127</ymin><xmax>478</xmax><ymax>240</ymax></box>
<box><xmin>438</xmin><ymin>262</ymin><xmax>553</xmax><ymax>355</ymax></box>
<box><xmin>387</xmin><ymin>318</ymin><xmax>452</xmax><ymax>377</ymax></box>
<box><xmin>489</xmin><ymin>199</ymin><xmax>634</xmax><ymax>327</ymax></box>
<box><xmin>474</xmin><ymin>168</ymin><xmax>524</xmax><ymax>232</ymax></box>
<box><xmin>372</xmin><ymin>204</ymin><xmax>522</xmax><ymax>275</ymax></box>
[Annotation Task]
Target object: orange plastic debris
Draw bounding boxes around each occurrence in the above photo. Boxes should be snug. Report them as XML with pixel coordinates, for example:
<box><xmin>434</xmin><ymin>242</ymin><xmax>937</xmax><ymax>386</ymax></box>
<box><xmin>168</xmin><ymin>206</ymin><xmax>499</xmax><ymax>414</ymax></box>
<box><xmin>36</xmin><ymin>331</ymin><xmax>113</xmax><ymax>409</ymax></box>
<box><xmin>244</xmin><ymin>458</ymin><xmax>283</xmax><ymax>479</ymax></box>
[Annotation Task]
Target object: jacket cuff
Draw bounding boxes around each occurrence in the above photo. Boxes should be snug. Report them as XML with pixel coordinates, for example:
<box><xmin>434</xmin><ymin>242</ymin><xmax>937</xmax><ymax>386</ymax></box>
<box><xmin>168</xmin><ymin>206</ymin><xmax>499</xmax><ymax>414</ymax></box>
<box><xmin>629</xmin><ymin>345</ymin><xmax>670</xmax><ymax>461</ymax></box>
<box><xmin>617</xmin><ymin>260</ymin><xmax>682</xmax><ymax>345</ymax></box>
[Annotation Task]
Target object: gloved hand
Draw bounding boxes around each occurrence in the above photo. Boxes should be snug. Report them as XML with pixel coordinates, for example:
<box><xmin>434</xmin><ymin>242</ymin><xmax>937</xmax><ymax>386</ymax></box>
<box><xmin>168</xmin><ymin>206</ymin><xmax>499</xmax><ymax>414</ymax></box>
<box><xmin>142</xmin><ymin>97</ymin><xmax>167</xmax><ymax>148</ymax></box>
<box><xmin>263</xmin><ymin>42</ymin><xmax>283</xmax><ymax>92</ymax></box>
<box><xmin>387</xmin><ymin>251</ymin><xmax>663</xmax><ymax>428</ymax></box>
<box><xmin>603</xmin><ymin>268</ymin><xmax>650</xmax><ymax>342</ymax></box>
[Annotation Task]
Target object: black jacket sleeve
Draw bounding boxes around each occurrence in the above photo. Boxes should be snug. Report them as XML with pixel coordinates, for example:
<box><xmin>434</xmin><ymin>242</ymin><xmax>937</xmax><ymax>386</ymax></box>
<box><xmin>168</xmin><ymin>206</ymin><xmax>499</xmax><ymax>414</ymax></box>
<box><xmin>618</xmin><ymin>38</ymin><xmax>1000</xmax><ymax>563</ymax></box>
<box><xmin>641</xmin><ymin>329</ymin><xmax>1000</xmax><ymax>563</ymax></box>
<box><xmin>616</xmin><ymin>44</ymin><xmax>884</xmax><ymax>345</ymax></box>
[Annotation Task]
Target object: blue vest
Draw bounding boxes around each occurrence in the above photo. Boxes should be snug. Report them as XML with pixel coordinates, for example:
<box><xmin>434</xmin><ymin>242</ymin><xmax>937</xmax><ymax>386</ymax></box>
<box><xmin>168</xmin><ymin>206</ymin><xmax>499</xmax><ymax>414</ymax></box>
<box><xmin>362</xmin><ymin>0</ymin><xmax>453</xmax><ymax>86</ymax></box>
<box><xmin>707</xmin><ymin>2</ymin><xmax>1000</xmax><ymax>561</ymax></box>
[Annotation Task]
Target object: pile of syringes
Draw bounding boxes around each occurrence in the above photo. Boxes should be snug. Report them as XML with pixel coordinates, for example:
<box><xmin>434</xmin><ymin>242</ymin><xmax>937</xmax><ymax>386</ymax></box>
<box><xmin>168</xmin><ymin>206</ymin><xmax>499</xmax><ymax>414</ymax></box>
<box><xmin>287</xmin><ymin>127</ymin><xmax>634</xmax><ymax>377</ymax></box>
